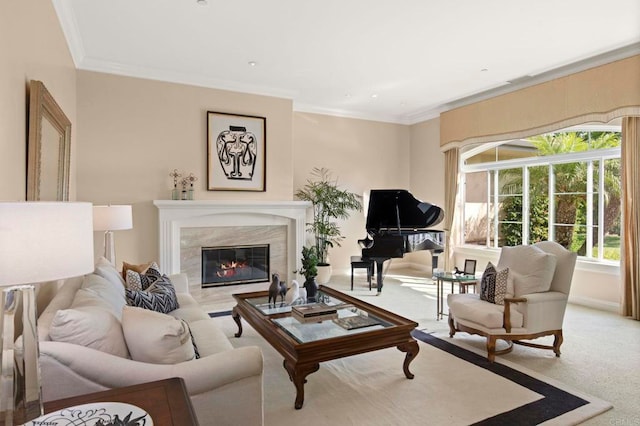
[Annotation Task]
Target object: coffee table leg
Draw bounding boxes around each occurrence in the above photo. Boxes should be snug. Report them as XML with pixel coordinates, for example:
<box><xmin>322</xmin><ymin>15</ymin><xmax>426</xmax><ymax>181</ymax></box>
<box><xmin>231</xmin><ymin>306</ymin><xmax>243</xmax><ymax>338</ymax></box>
<box><xmin>397</xmin><ymin>341</ymin><xmax>419</xmax><ymax>379</ymax></box>
<box><xmin>282</xmin><ymin>359</ymin><xmax>319</xmax><ymax>409</ymax></box>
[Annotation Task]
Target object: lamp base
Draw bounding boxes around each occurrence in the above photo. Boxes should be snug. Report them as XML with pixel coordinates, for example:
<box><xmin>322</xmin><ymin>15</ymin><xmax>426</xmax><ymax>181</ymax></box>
<box><xmin>103</xmin><ymin>231</ymin><xmax>116</xmax><ymax>265</ymax></box>
<box><xmin>0</xmin><ymin>285</ymin><xmax>43</xmax><ymax>425</ymax></box>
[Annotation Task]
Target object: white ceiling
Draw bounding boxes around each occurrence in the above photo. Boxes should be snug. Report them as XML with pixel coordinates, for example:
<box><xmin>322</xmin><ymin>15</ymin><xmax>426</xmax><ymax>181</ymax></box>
<box><xmin>53</xmin><ymin>0</ymin><xmax>640</xmax><ymax>124</ymax></box>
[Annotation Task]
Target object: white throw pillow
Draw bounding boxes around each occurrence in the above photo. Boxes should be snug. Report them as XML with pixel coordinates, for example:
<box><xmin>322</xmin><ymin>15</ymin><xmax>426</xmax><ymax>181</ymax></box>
<box><xmin>74</xmin><ymin>274</ymin><xmax>126</xmax><ymax>320</ymax></box>
<box><xmin>121</xmin><ymin>306</ymin><xmax>195</xmax><ymax>364</ymax></box>
<box><xmin>498</xmin><ymin>245</ymin><xmax>557</xmax><ymax>297</ymax></box>
<box><xmin>94</xmin><ymin>256</ymin><xmax>126</xmax><ymax>288</ymax></box>
<box><xmin>49</xmin><ymin>307</ymin><xmax>129</xmax><ymax>358</ymax></box>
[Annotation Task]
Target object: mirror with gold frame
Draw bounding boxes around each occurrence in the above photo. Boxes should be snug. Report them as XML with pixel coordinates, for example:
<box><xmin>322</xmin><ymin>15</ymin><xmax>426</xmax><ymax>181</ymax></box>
<box><xmin>27</xmin><ymin>80</ymin><xmax>71</xmax><ymax>201</ymax></box>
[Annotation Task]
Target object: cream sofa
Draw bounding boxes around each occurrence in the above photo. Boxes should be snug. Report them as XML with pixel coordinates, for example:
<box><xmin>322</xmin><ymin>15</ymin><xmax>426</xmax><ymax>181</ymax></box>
<box><xmin>32</xmin><ymin>259</ymin><xmax>264</xmax><ymax>426</ymax></box>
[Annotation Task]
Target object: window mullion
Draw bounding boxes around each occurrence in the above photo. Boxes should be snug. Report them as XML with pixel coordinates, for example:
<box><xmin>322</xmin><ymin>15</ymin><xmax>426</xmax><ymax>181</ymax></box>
<box><xmin>548</xmin><ymin>165</ymin><xmax>555</xmax><ymax>242</ymax></box>
<box><xmin>598</xmin><ymin>159</ymin><xmax>605</xmax><ymax>260</ymax></box>
<box><xmin>493</xmin><ymin>171</ymin><xmax>499</xmax><ymax>248</ymax></box>
<box><xmin>586</xmin><ymin>161</ymin><xmax>594</xmax><ymax>258</ymax></box>
<box><xmin>523</xmin><ymin>166</ymin><xmax>529</xmax><ymax>245</ymax></box>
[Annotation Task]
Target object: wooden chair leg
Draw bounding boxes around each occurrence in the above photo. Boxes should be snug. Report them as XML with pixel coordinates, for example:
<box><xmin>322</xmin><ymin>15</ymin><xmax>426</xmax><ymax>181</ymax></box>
<box><xmin>487</xmin><ymin>336</ymin><xmax>497</xmax><ymax>363</ymax></box>
<box><xmin>553</xmin><ymin>330</ymin><xmax>563</xmax><ymax>357</ymax></box>
<box><xmin>448</xmin><ymin>315</ymin><xmax>456</xmax><ymax>337</ymax></box>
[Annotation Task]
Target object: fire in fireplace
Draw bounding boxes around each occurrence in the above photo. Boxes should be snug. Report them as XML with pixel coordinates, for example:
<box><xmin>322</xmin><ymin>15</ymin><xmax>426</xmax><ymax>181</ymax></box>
<box><xmin>201</xmin><ymin>244</ymin><xmax>269</xmax><ymax>287</ymax></box>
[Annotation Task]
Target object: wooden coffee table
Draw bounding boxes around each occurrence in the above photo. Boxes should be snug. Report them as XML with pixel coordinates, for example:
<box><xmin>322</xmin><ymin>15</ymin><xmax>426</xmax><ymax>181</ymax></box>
<box><xmin>232</xmin><ymin>285</ymin><xmax>419</xmax><ymax>409</ymax></box>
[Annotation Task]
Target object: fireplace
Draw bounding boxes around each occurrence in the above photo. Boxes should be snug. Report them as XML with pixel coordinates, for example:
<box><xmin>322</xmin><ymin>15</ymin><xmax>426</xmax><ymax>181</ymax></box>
<box><xmin>202</xmin><ymin>244</ymin><xmax>270</xmax><ymax>287</ymax></box>
<box><xmin>154</xmin><ymin>200</ymin><xmax>310</xmax><ymax>286</ymax></box>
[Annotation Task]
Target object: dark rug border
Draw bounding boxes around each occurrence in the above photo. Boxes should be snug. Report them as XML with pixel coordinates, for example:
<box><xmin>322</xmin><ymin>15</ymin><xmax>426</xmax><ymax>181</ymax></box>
<box><xmin>209</xmin><ymin>311</ymin><xmax>589</xmax><ymax>425</ymax></box>
<box><xmin>412</xmin><ymin>329</ymin><xmax>589</xmax><ymax>425</ymax></box>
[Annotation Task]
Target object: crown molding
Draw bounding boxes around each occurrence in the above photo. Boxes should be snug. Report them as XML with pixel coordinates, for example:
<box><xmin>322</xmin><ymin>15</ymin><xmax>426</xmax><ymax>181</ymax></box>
<box><xmin>77</xmin><ymin>57</ymin><xmax>298</xmax><ymax>100</ymax></box>
<box><xmin>293</xmin><ymin>103</ymin><xmax>412</xmax><ymax>125</ymax></box>
<box><xmin>53</xmin><ymin>0</ymin><xmax>640</xmax><ymax>127</ymax></box>
<box><xmin>52</xmin><ymin>0</ymin><xmax>85</xmax><ymax>67</ymax></box>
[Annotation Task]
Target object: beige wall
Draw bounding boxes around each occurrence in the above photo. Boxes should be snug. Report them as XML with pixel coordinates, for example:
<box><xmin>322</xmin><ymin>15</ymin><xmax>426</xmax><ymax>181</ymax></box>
<box><xmin>406</xmin><ymin>117</ymin><xmax>445</xmax><ymax>269</ymax></box>
<box><xmin>76</xmin><ymin>71</ymin><xmax>294</xmax><ymax>265</ymax></box>
<box><xmin>0</xmin><ymin>0</ymin><xmax>76</xmax><ymax>201</ymax></box>
<box><xmin>293</xmin><ymin>112</ymin><xmax>411</xmax><ymax>272</ymax></box>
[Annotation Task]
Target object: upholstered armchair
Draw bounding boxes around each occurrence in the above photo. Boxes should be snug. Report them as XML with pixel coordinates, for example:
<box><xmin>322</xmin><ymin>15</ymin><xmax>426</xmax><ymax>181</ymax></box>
<box><xmin>447</xmin><ymin>241</ymin><xmax>577</xmax><ymax>362</ymax></box>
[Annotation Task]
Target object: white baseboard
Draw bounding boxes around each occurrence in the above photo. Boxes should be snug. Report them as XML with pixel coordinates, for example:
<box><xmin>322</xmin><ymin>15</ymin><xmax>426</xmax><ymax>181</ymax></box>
<box><xmin>568</xmin><ymin>295</ymin><xmax>620</xmax><ymax>313</ymax></box>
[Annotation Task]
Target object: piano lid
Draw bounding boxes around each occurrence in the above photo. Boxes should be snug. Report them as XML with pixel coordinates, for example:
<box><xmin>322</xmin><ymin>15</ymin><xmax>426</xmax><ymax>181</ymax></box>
<box><xmin>365</xmin><ymin>189</ymin><xmax>444</xmax><ymax>232</ymax></box>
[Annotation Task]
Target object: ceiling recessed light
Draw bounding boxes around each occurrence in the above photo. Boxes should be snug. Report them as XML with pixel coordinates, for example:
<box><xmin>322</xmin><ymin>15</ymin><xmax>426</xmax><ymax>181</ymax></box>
<box><xmin>371</xmin><ymin>94</ymin><xmax>378</xmax><ymax>99</ymax></box>
<box><xmin>197</xmin><ymin>0</ymin><xmax>208</xmax><ymax>5</ymax></box>
<box><xmin>481</xmin><ymin>68</ymin><xmax>489</xmax><ymax>72</ymax></box>
<box><xmin>248</xmin><ymin>61</ymin><xmax>257</xmax><ymax>67</ymax></box>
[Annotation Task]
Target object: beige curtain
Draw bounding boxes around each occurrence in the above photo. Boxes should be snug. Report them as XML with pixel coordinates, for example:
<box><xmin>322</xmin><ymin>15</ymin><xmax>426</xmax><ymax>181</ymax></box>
<box><xmin>621</xmin><ymin>117</ymin><xmax>640</xmax><ymax>320</ymax></box>
<box><xmin>443</xmin><ymin>148</ymin><xmax>459</xmax><ymax>271</ymax></box>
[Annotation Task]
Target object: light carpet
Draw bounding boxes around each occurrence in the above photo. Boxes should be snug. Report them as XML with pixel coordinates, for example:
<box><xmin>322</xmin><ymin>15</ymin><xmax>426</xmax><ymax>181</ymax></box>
<box><xmin>210</xmin><ymin>311</ymin><xmax>611</xmax><ymax>426</ymax></box>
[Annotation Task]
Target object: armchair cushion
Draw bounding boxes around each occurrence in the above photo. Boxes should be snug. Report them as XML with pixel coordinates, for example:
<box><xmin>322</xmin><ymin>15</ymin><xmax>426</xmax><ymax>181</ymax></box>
<box><xmin>498</xmin><ymin>245</ymin><xmax>557</xmax><ymax>297</ymax></box>
<box><xmin>479</xmin><ymin>262</ymin><xmax>509</xmax><ymax>305</ymax></box>
<box><xmin>448</xmin><ymin>293</ymin><xmax>524</xmax><ymax>329</ymax></box>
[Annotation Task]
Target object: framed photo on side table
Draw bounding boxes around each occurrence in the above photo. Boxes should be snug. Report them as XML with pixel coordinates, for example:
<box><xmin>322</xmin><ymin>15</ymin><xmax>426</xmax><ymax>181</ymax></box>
<box><xmin>207</xmin><ymin>111</ymin><xmax>266</xmax><ymax>191</ymax></box>
<box><xmin>463</xmin><ymin>259</ymin><xmax>477</xmax><ymax>275</ymax></box>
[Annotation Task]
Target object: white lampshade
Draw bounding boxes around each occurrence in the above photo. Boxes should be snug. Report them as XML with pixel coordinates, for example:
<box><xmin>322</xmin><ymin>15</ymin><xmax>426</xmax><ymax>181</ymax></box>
<box><xmin>0</xmin><ymin>202</ymin><xmax>95</xmax><ymax>286</ymax></box>
<box><xmin>0</xmin><ymin>202</ymin><xmax>95</xmax><ymax>423</ymax></box>
<box><xmin>93</xmin><ymin>205</ymin><xmax>133</xmax><ymax>231</ymax></box>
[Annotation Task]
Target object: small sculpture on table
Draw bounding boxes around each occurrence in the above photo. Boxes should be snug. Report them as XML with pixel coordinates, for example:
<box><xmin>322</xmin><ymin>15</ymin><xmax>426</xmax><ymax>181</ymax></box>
<box><xmin>285</xmin><ymin>280</ymin><xmax>307</xmax><ymax>305</ymax></box>
<box><xmin>268</xmin><ymin>273</ymin><xmax>287</xmax><ymax>307</ymax></box>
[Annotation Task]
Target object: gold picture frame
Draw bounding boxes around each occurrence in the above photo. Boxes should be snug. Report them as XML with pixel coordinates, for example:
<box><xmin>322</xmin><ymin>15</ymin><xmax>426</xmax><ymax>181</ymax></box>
<box><xmin>26</xmin><ymin>80</ymin><xmax>71</xmax><ymax>201</ymax></box>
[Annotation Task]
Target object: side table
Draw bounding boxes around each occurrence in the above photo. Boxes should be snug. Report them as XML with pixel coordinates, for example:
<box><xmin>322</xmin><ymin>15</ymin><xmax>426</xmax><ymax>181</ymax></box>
<box><xmin>433</xmin><ymin>272</ymin><xmax>478</xmax><ymax>320</ymax></box>
<box><xmin>43</xmin><ymin>377</ymin><xmax>199</xmax><ymax>425</ymax></box>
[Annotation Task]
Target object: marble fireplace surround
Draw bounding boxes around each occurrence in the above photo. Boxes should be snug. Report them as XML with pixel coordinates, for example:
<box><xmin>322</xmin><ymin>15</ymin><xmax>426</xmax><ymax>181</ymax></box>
<box><xmin>154</xmin><ymin>200</ymin><xmax>311</xmax><ymax>285</ymax></box>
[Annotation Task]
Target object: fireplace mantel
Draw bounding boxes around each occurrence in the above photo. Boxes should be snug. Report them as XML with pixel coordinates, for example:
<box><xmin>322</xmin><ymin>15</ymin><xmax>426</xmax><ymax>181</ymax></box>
<box><xmin>153</xmin><ymin>200</ymin><xmax>311</xmax><ymax>278</ymax></box>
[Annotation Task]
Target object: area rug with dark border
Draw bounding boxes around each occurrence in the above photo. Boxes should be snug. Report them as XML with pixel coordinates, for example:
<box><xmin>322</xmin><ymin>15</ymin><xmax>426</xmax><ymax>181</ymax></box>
<box><xmin>209</xmin><ymin>311</ymin><xmax>611</xmax><ymax>425</ymax></box>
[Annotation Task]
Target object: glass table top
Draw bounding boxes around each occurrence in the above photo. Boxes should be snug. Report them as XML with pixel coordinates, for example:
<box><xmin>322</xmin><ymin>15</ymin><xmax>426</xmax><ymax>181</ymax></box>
<box><xmin>433</xmin><ymin>272</ymin><xmax>478</xmax><ymax>282</ymax></box>
<box><xmin>242</xmin><ymin>289</ymin><xmax>393</xmax><ymax>344</ymax></box>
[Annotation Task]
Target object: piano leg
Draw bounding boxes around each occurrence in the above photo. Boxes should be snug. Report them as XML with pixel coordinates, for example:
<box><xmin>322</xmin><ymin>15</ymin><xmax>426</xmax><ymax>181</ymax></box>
<box><xmin>375</xmin><ymin>259</ymin><xmax>385</xmax><ymax>294</ymax></box>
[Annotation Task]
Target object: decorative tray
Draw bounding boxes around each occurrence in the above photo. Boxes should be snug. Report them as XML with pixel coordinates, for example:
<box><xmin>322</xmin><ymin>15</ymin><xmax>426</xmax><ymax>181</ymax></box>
<box><xmin>25</xmin><ymin>402</ymin><xmax>152</xmax><ymax>425</ymax></box>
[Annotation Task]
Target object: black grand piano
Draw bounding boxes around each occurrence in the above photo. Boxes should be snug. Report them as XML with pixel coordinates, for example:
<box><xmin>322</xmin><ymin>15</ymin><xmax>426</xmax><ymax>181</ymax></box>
<box><xmin>359</xmin><ymin>189</ymin><xmax>445</xmax><ymax>294</ymax></box>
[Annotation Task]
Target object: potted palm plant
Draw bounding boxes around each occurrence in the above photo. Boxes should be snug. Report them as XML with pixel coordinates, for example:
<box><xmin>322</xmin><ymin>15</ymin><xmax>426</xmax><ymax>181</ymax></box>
<box><xmin>295</xmin><ymin>167</ymin><xmax>362</xmax><ymax>283</ymax></box>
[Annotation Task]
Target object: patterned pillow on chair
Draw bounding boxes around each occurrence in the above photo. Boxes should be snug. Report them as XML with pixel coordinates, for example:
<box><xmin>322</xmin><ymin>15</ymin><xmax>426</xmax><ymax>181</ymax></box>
<box><xmin>480</xmin><ymin>262</ymin><xmax>509</xmax><ymax>305</ymax></box>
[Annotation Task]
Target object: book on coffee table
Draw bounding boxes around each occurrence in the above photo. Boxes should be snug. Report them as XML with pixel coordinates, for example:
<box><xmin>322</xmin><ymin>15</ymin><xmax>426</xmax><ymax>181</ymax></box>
<box><xmin>333</xmin><ymin>315</ymin><xmax>379</xmax><ymax>330</ymax></box>
<box><xmin>292</xmin><ymin>303</ymin><xmax>337</xmax><ymax>318</ymax></box>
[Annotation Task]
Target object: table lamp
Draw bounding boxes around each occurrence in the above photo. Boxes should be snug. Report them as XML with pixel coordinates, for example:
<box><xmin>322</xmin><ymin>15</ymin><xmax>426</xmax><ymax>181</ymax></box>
<box><xmin>0</xmin><ymin>202</ymin><xmax>94</xmax><ymax>425</ymax></box>
<box><xmin>93</xmin><ymin>205</ymin><xmax>133</xmax><ymax>265</ymax></box>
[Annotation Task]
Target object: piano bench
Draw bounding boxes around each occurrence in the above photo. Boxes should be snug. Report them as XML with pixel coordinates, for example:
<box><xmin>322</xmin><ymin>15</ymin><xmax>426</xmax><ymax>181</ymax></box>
<box><xmin>351</xmin><ymin>256</ymin><xmax>375</xmax><ymax>291</ymax></box>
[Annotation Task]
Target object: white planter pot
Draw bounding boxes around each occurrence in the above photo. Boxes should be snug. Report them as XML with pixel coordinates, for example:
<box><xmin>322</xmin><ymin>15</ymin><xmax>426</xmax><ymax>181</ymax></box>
<box><xmin>316</xmin><ymin>264</ymin><xmax>332</xmax><ymax>284</ymax></box>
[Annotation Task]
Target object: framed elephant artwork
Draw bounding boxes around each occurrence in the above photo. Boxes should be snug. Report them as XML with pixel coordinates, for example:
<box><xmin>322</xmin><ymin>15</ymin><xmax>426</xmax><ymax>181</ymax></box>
<box><xmin>207</xmin><ymin>111</ymin><xmax>266</xmax><ymax>191</ymax></box>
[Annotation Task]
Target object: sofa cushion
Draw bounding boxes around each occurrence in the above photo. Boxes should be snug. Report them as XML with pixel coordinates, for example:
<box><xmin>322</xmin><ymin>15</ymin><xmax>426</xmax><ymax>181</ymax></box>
<box><xmin>479</xmin><ymin>262</ymin><xmax>509</xmax><ymax>305</ymax></box>
<box><xmin>170</xmin><ymin>294</ymin><xmax>211</xmax><ymax>323</ymax></box>
<box><xmin>49</xmin><ymin>307</ymin><xmax>129</xmax><ymax>358</ymax></box>
<box><xmin>498</xmin><ymin>245</ymin><xmax>557</xmax><ymax>297</ymax></box>
<box><xmin>125</xmin><ymin>262</ymin><xmax>163</xmax><ymax>291</ymax></box>
<box><xmin>75</xmin><ymin>273</ymin><xmax>127</xmax><ymax>319</ymax></box>
<box><xmin>94</xmin><ymin>256</ymin><xmax>126</xmax><ymax>288</ymax></box>
<box><xmin>125</xmin><ymin>274</ymin><xmax>179</xmax><ymax>314</ymax></box>
<box><xmin>187</xmin><ymin>318</ymin><xmax>234</xmax><ymax>357</ymax></box>
<box><xmin>121</xmin><ymin>306</ymin><xmax>195</xmax><ymax>364</ymax></box>
<box><xmin>448</xmin><ymin>293</ymin><xmax>524</xmax><ymax>329</ymax></box>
